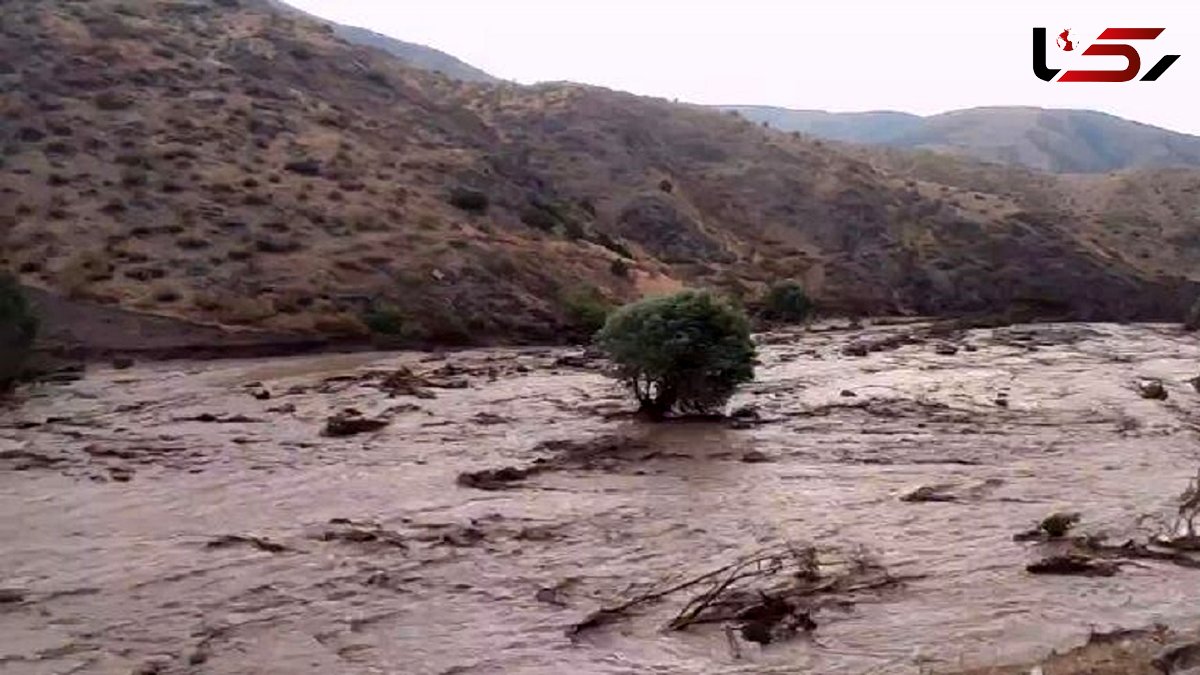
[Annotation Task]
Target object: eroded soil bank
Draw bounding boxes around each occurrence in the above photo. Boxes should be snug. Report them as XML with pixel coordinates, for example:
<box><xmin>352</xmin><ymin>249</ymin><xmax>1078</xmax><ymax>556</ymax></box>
<box><xmin>2</xmin><ymin>321</ymin><xmax>1200</xmax><ymax>674</ymax></box>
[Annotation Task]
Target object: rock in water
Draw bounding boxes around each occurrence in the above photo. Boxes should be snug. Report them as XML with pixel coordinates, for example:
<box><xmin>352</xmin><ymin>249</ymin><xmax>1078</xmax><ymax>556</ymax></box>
<box><xmin>842</xmin><ymin>343</ymin><xmax>869</xmax><ymax>357</ymax></box>
<box><xmin>1138</xmin><ymin>379</ymin><xmax>1169</xmax><ymax>400</ymax></box>
<box><xmin>1026</xmin><ymin>555</ymin><xmax>1117</xmax><ymax>577</ymax></box>
<box><xmin>729</xmin><ymin>405</ymin><xmax>760</xmax><ymax>420</ymax></box>
<box><xmin>740</xmin><ymin>620</ymin><xmax>774</xmax><ymax>645</ymax></box>
<box><xmin>379</xmin><ymin>367</ymin><xmax>434</xmax><ymax>397</ymax></box>
<box><xmin>205</xmin><ymin>534</ymin><xmax>290</xmax><ymax>553</ymax></box>
<box><xmin>554</xmin><ymin>353</ymin><xmax>598</xmax><ymax>369</ymax></box>
<box><xmin>457</xmin><ymin>466</ymin><xmax>533</xmax><ymax>490</ymax></box>
<box><xmin>322</xmin><ymin>411</ymin><xmax>390</xmax><ymax>437</ymax></box>
<box><xmin>1014</xmin><ymin>512</ymin><xmax>1081</xmax><ymax>541</ymax></box>
<box><xmin>901</xmin><ymin>485</ymin><xmax>958</xmax><ymax>503</ymax></box>
<box><xmin>1039</xmin><ymin>512</ymin><xmax>1081</xmax><ymax>538</ymax></box>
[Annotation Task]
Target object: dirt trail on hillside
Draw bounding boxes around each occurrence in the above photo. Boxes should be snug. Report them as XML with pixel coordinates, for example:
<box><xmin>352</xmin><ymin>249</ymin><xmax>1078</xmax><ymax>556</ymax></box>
<box><xmin>3</xmin><ymin>322</ymin><xmax>1200</xmax><ymax>674</ymax></box>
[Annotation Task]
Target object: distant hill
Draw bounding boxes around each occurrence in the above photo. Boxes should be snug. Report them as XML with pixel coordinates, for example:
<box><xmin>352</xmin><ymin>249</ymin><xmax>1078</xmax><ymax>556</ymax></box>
<box><xmin>267</xmin><ymin>0</ymin><xmax>498</xmax><ymax>83</ymax></box>
<box><xmin>726</xmin><ymin>105</ymin><xmax>1200</xmax><ymax>174</ymax></box>
<box><xmin>723</xmin><ymin>107</ymin><xmax>925</xmax><ymax>144</ymax></box>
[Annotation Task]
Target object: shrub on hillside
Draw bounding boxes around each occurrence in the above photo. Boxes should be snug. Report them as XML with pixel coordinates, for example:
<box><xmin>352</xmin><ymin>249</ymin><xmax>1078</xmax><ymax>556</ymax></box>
<box><xmin>363</xmin><ymin>304</ymin><xmax>407</xmax><ymax>336</ymax></box>
<box><xmin>364</xmin><ymin>69</ymin><xmax>391</xmax><ymax>88</ymax></box>
<box><xmin>421</xmin><ymin>309</ymin><xmax>473</xmax><ymax>345</ymax></box>
<box><xmin>0</xmin><ymin>274</ymin><xmax>38</xmax><ymax>391</ymax></box>
<box><xmin>312</xmin><ymin>312</ymin><xmax>371</xmax><ymax>337</ymax></box>
<box><xmin>593</xmin><ymin>232</ymin><xmax>633</xmax><ymax>259</ymax></box>
<box><xmin>595</xmin><ymin>290</ymin><xmax>755</xmax><ymax>417</ymax></box>
<box><xmin>93</xmin><ymin>91</ymin><xmax>133</xmax><ymax>111</ymax></box>
<box><xmin>521</xmin><ymin>198</ymin><xmax>587</xmax><ymax>239</ymax></box>
<box><xmin>562</xmin><ymin>287</ymin><xmax>613</xmax><ymax>335</ymax></box>
<box><xmin>761</xmin><ymin>280</ymin><xmax>813</xmax><ymax>323</ymax></box>
<box><xmin>519</xmin><ymin>204</ymin><xmax>558</xmax><ymax>232</ymax></box>
<box><xmin>448</xmin><ymin>187</ymin><xmax>489</xmax><ymax>213</ymax></box>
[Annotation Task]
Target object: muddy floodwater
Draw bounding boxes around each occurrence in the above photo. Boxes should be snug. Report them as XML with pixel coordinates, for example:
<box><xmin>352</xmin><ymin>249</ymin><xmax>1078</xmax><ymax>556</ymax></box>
<box><xmin>3</xmin><ymin>321</ymin><xmax>1200</xmax><ymax>674</ymax></box>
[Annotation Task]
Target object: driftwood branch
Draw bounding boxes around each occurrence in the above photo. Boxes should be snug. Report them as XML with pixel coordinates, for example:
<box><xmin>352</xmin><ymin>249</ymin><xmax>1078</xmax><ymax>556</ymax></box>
<box><xmin>568</xmin><ymin>542</ymin><xmax>917</xmax><ymax>644</ymax></box>
<box><xmin>567</xmin><ymin>551</ymin><xmax>779</xmax><ymax>637</ymax></box>
<box><xmin>669</xmin><ymin>556</ymin><xmax>785</xmax><ymax>630</ymax></box>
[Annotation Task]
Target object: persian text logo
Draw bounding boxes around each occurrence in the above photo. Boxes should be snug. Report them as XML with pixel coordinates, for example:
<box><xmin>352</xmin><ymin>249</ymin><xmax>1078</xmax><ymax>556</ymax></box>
<box><xmin>1033</xmin><ymin>27</ymin><xmax>1180</xmax><ymax>82</ymax></box>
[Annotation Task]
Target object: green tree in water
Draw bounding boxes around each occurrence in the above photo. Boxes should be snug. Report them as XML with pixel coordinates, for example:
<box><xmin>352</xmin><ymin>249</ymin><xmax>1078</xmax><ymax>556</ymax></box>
<box><xmin>761</xmin><ymin>280</ymin><xmax>813</xmax><ymax>323</ymax></box>
<box><xmin>595</xmin><ymin>290</ymin><xmax>755</xmax><ymax>418</ymax></box>
<box><xmin>0</xmin><ymin>274</ymin><xmax>38</xmax><ymax>391</ymax></box>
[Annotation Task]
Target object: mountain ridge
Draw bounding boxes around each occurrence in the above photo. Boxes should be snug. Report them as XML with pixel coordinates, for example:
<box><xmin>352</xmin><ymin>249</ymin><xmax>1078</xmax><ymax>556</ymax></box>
<box><xmin>265</xmin><ymin>0</ymin><xmax>499</xmax><ymax>83</ymax></box>
<box><xmin>263</xmin><ymin>3</ymin><xmax>1200</xmax><ymax>175</ymax></box>
<box><xmin>259</xmin><ymin>2</ymin><xmax>1200</xmax><ymax>175</ymax></box>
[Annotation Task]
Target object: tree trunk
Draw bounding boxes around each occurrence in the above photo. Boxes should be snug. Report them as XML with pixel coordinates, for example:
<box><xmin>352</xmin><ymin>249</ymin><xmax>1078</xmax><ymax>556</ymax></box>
<box><xmin>633</xmin><ymin>376</ymin><xmax>675</xmax><ymax>421</ymax></box>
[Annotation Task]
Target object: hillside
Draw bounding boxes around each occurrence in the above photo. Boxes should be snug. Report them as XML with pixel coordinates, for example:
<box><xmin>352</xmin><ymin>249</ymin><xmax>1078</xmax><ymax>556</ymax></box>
<box><xmin>729</xmin><ymin>105</ymin><xmax>1200</xmax><ymax>174</ymax></box>
<box><xmin>1</xmin><ymin>0</ymin><xmax>1198</xmax><ymax>351</ymax></box>
<box><xmin>266</xmin><ymin>0</ymin><xmax>498</xmax><ymax>83</ymax></box>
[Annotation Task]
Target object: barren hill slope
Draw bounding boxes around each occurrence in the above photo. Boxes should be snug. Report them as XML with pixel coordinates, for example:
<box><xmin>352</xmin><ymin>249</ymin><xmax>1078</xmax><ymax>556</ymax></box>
<box><xmin>1</xmin><ymin>0</ymin><xmax>1197</xmax><ymax>349</ymax></box>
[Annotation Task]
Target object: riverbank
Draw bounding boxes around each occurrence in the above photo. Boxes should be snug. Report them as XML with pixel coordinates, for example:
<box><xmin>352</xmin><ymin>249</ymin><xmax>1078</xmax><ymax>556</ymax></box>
<box><xmin>955</xmin><ymin>624</ymin><xmax>1200</xmax><ymax>674</ymax></box>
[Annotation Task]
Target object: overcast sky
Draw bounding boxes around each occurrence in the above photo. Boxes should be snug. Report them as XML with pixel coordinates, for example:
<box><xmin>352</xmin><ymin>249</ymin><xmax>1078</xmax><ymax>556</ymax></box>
<box><xmin>286</xmin><ymin>0</ymin><xmax>1199</xmax><ymax>134</ymax></box>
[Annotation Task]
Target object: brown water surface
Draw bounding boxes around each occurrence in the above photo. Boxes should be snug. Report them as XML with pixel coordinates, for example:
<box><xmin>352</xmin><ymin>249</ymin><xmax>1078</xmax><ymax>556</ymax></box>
<box><xmin>2</xmin><ymin>322</ymin><xmax>1199</xmax><ymax>674</ymax></box>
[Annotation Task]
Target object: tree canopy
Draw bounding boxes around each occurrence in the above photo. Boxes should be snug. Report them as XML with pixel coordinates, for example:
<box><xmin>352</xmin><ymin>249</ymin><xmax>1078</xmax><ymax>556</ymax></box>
<box><xmin>595</xmin><ymin>290</ymin><xmax>755</xmax><ymax>417</ymax></box>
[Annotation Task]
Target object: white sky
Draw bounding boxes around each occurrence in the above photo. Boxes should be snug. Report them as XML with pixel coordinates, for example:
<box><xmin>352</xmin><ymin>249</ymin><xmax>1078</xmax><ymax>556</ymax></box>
<box><xmin>285</xmin><ymin>0</ymin><xmax>1200</xmax><ymax>134</ymax></box>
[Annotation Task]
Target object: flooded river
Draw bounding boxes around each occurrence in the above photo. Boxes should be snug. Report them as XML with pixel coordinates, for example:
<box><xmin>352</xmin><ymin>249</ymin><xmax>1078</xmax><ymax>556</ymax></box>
<box><xmin>2</xmin><ymin>321</ymin><xmax>1200</xmax><ymax>674</ymax></box>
